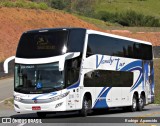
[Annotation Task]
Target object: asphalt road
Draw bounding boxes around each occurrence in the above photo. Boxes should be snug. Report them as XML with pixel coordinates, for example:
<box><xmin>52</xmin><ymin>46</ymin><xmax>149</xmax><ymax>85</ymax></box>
<box><xmin>0</xmin><ymin>105</ymin><xmax>160</xmax><ymax>126</ymax></box>
<box><xmin>0</xmin><ymin>78</ymin><xmax>13</xmax><ymax>102</ymax></box>
<box><xmin>0</xmin><ymin>78</ymin><xmax>160</xmax><ymax>126</ymax></box>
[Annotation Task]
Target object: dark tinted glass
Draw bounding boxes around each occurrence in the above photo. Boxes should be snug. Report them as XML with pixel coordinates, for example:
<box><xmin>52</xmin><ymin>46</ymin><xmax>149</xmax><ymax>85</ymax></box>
<box><xmin>16</xmin><ymin>31</ymin><xmax>68</xmax><ymax>58</ymax></box>
<box><xmin>67</xmin><ymin>29</ymin><xmax>86</xmax><ymax>52</ymax></box>
<box><xmin>14</xmin><ymin>63</ymin><xmax>64</xmax><ymax>94</ymax></box>
<box><xmin>84</xmin><ymin>70</ymin><xmax>133</xmax><ymax>87</ymax></box>
<box><xmin>65</xmin><ymin>55</ymin><xmax>82</xmax><ymax>87</ymax></box>
<box><xmin>87</xmin><ymin>34</ymin><xmax>152</xmax><ymax>60</ymax></box>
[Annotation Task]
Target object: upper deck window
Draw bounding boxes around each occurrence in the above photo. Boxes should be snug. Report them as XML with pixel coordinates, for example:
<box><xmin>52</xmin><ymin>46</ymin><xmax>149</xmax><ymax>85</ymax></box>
<box><xmin>16</xmin><ymin>31</ymin><xmax>68</xmax><ymax>58</ymax></box>
<box><xmin>16</xmin><ymin>29</ymin><xmax>86</xmax><ymax>58</ymax></box>
<box><xmin>87</xmin><ymin>34</ymin><xmax>153</xmax><ymax>60</ymax></box>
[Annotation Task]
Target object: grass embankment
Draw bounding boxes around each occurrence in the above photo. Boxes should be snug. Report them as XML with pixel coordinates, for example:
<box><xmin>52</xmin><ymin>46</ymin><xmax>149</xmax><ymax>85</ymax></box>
<box><xmin>1</xmin><ymin>0</ymin><xmax>160</xmax><ymax>31</ymax></box>
<box><xmin>0</xmin><ymin>0</ymin><xmax>49</xmax><ymax>10</ymax></box>
<box><xmin>154</xmin><ymin>59</ymin><xmax>160</xmax><ymax>104</ymax></box>
<box><xmin>75</xmin><ymin>14</ymin><xmax>115</xmax><ymax>27</ymax></box>
<box><xmin>95</xmin><ymin>0</ymin><xmax>160</xmax><ymax>19</ymax></box>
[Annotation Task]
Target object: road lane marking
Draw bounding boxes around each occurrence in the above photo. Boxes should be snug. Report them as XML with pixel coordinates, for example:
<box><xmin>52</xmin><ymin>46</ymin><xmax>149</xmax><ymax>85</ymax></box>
<box><xmin>17</xmin><ymin>123</ymin><xmax>27</xmax><ymax>126</ymax></box>
<box><xmin>137</xmin><ymin>112</ymin><xmax>160</xmax><ymax>118</ymax></box>
<box><xmin>136</xmin><ymin>111</ymin><xmax>160</xmax><ymax>126</ymax></box>
<box><xmin>0</xmin><ymin>97</ymin><xmax>13</xmax><ymax>104</ymax></box>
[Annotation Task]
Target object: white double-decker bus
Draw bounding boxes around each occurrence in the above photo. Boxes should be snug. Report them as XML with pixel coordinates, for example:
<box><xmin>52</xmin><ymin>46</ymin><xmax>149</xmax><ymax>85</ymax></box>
<box><xmin>4</xmin><ymin>28</ymin><xmax>154</xmax><ymax>117</ymax></box>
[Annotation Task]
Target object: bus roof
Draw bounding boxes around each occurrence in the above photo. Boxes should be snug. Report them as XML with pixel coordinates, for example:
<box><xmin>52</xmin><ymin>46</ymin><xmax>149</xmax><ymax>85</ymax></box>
<box><xmin>23</xmin><ymin>27</ymin><xmax>152</xmax><ymax>46</ymax></box>
<box><xmin>24</xmin><ymin>27</ymin><xmax>86</xmax><ymax>33</ymax></box>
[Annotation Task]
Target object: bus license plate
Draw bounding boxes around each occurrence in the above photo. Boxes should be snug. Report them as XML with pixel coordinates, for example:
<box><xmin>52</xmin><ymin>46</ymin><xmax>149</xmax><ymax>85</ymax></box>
<box><xmin>32</xmin><ymin>106</ymin><xmax>41</xmax><ymax>110</ymax></box>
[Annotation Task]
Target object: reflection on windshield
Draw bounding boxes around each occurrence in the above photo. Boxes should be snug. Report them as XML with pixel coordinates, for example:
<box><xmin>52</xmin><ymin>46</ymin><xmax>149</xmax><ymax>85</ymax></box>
<box><xmin>14</xmin><ymin>63</ymin><xmax>64</xmax><ymax>94</ymax></box>
<box><xmin>16</xmin><ymin>31</ymin><xmax>69</xmax><ymax>58</ymax></box>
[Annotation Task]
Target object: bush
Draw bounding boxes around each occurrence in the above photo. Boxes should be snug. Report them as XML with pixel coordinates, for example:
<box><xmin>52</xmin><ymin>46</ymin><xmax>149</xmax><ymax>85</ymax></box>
<box><xmin>118</xmin><ymin>10</ymin><xmax>160</xmax><ymax>27</ymax></box>
<box><xmin>96</xmin><ymin>11</ymin><xmax>118</xmax><ymax>22</ymax></box>
<box><xmin>50</xmin><ymin>0</ymin><xmax>67</xmax><ymax>10</ymax></box>
<box><xmin>38</xmin><ymin>2</ymin><xmax>48</xmax><ymax>10</ymax></box>
<box><xmin>1</xmin><ymin>1</ymin><xmax>15</xmax><ymax>7</ymax></box>
<box><xmin>15</xmin><ymin>0</ymin><xmax>26</xmax><ymax>8</ymax></box>
<box><xmin>144</xmin><ymin>16</ymin><xmax>160</xmax><ymax>27</ymax></box>
<box><xmin>96</xmin><ymin>10</ymin><xmax>160</xmax><ymax>27</ymax></box>
<box><xmin>0</xmin><ymin>0</ymin><xmax>49</xmax><ymax>10</ymax></box>
<box><xmin>27</xmin><ymin>2</ymin><xmax>38</xmax><ymax>9</ymax></box>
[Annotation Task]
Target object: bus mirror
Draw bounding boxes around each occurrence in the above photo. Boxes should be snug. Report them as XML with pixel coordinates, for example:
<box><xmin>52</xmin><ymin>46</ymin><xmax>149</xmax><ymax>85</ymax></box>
<box><xmin>3</xmin><ymin>56</ymin><xmax>15</xmax><ymax>74</ymax></box>
<box><xmin>59</xmin><ymin>52</ymin><xmax>80</xmax><ymax>71</ymax></box>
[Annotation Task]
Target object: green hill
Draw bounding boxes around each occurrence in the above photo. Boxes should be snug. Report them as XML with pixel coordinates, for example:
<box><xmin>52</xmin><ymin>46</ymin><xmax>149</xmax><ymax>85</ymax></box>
<box><xmin>1</xmin><ymin>0</ymin><xmax>160</xmax><ymax>27</ymax></box>
<box><xmin>94</xmin><ymin>0</ymin><xmax>160</xmax><ymax>19</ymax></box>
<box><xmin>39</xmin><ymin>0</ymin><xmax>160</xmax><ymax>27</ymax></box>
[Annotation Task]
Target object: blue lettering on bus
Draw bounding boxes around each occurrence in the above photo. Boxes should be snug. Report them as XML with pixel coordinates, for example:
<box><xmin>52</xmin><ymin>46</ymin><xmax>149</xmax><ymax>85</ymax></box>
<box><xmin>96</xmin><ymin>55</ymin><xmax>125</xmax><ymax>70</ymax></box>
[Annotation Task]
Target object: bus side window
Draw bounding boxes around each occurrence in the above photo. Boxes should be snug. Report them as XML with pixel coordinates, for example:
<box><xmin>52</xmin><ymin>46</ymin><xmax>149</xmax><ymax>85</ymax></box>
<box><xmin>65</xmin><ymin>57</ymin><xmax>81</xmax><ymax>86</ymax></box>
<box><xmin>84</xmin><ymin>71</ymin><xmax>95</xmax><ymax>87</ymax></box>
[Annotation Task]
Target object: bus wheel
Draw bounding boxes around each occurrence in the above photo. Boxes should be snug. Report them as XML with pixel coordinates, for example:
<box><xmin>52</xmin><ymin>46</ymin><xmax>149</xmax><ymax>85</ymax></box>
<box><xmin>137</xmin><ymin>95</ymin><xmax>145</xmax><ymax>111</ymax></box>
<box><xmin>80</xmin><ymin>96</ymin><xmax>91</xmax><ymax>117</ymax></box>
<box><xmin>37</xmin><ymin>112</ymin><xmax>47</xmax><ymax>118</ymax></box>
<box><xmin>130</xmin><ymin>94</ymin><xmax>138</xmax><ymax>112</ymax></box>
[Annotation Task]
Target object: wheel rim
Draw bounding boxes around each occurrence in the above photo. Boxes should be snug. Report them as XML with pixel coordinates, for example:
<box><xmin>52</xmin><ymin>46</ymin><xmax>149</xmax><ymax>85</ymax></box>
<box><xmin>84</xmin><ymin>99</ymin><xmax>89</xmax><ymax>110</ymax></box>
<box><xmin>139</xmin><ymin>98</ymin><xmax>143</xmax><ymax>107</ymax></box>
<box><xmin>133</xmin><ymin>98</ymin><xmax>137</xmax><ymax>109</ymax></box>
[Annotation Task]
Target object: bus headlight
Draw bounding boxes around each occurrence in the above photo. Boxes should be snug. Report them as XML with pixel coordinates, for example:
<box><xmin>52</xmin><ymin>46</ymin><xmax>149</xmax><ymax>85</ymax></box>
<box><xmin>50</xmin><ymin>91</ymin><xmax>70</xmax><ymax>101</ymax></box>
<box><xmin>14</xmin><ymin>95</ymin><xmax>22</xmax><ymax>102</ymax></box>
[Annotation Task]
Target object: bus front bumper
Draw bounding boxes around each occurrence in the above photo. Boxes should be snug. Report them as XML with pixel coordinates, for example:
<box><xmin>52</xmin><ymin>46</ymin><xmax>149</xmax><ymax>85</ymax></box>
<box><xmin>14</xmin><ymin>99</ymin><xmax>66</xmax><ymax>113</ymax></box>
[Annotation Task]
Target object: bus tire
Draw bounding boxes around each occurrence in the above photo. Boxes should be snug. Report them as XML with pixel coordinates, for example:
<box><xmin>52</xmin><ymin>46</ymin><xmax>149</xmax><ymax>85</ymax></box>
<box><xmin>130</xmin><ymin>94</ymin><xmax>138</xmax><ymax>112</ymax></box>
<box><xmin>137</xmin><ymin>95</ymin><xmax>145</xmax><ymax>111</ymax></box>
<box><xmin>37</xmin><ymin>112</ymin><xmax>47</xmax><ymax>118</ymax></box>
<box><xmin>80</xmin><ymin>96</ymin><xmax>91</xmax><ymax>117</ymax></box>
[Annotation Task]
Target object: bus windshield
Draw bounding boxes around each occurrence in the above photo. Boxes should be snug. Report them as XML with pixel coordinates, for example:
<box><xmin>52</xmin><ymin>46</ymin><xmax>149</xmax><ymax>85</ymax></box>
<box><xmin>14</xmin><ymin>63</ymin><xmax>64</xmax><ymax>94</ymax></box>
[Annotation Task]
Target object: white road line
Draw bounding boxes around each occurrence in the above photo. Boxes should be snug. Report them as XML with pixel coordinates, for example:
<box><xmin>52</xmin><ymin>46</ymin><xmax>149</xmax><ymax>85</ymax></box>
<box><xmin>0</xmin><ymin>97</ymin><xmax>13</xmax><ymax>104</ymax></box>
<box><xmin>17</xmin><ymin>123</ymin><xmax>27</xmax><ymax>126</ymax></box>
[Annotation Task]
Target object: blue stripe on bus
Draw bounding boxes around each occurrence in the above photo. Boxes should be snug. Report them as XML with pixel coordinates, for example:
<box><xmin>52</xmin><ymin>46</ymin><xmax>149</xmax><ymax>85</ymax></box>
<box><xmin>93</xmin><ymin>87</ymin><xmax>107</xmax><ymax>106</ymax></box>
<box><xmin>131</xmin><ymin>76</ymin><xmax>143</xmax><ymax>92</ymax></box>
<box><xmin>93</xmin><ymin>87</ymin><xmax>111</xmax><ymax>108</ymax></box>
<box><xmin>32</xmin><ymin>92</ymin><xmax>57</xmax><ymax>100</ymax></box>
<box><xmin>32</xmin><ymin>81</ymin><xmax>80</xmax><ymax>100</ymax></box>
<box><xmin>129</xmin><ymin>67</ymin><xmax>142</xmax><ymax>91</ymax></box>
<box><xmin>97</xmin><ymin>87</ymin><xmax>106</xmax><ymax>98</ymax></box>
<box><xmin>120</xmin><ymin>60</ymin><xmax>143</xmax><ymax>91</ymax></box>
<box><xmin>66</xmin><ymin>80</ymin><xmax>80</xmax><ymax>89</ymax></box>
<box><xmin>120</xmin><ymin>60</ymin><xmax>142</xmax><ymax>71</ymax></box>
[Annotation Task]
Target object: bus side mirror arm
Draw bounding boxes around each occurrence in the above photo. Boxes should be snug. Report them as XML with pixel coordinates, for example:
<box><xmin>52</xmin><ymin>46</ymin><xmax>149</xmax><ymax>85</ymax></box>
<box><xmin>59</xmin><ymin>52</ymin><xmax>80</xmax><ymax>71</ymax></box>
<box><xmin>3</xmin><ymin>56</ymin><xmax>15</xmax><ymax>73</ymax></box>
